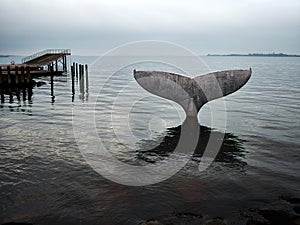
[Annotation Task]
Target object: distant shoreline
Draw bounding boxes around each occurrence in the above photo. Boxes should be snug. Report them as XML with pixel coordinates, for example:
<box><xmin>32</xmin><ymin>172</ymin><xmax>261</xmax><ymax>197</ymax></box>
<box><xmin>0</xmin><ymin>55</ymin><xmax>10</xmax><ymax>58</ymax></box>
<box><xmin>207</xmin><ymin>53</ymin><xmax>300</xmax><ymax>57</ymax></box>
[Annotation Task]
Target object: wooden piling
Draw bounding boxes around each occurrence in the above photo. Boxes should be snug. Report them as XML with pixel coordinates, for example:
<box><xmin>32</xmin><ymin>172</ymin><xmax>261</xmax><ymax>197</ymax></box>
<box><xmin>7</xmin><ymin>66</ymin><xmax>11</xmax><ymax>84</ymax></box>
<box><xmin>78</xmin><ymin>64</ymin><xmax>81</xmax><ymax>79</ymax></box>
<box><xmin>72</xmin><ymin>62</ymin><xmax>75</xmax><ymax>79</ymax></box>
<box><xmin>76</xmin><ymin>63</ymin><xmax>78</xmax><ymax>77</ymax></box>
<box><xmin>0</xmin><ymin>66</ymin><xmax>2</xmax><ymax>85</ymax></box>
<box><xmin>63</xmin><ymin>56</ymin><xmax>67</xmax><ymax>72</ymax></box>
<box><xmin>50</xmin><ymin>66</ymin><xmax>54</xmax><ymax>88</ymax></box>
<box><xmin>0</xmin><ymin>89</ymin><xmax>4</xmax><ymax>103</ymax></box>
<box><xmin>71</xmin><ymin>65</ymin><xmax>75</xmax><ymax>102</ymax></box>
<box><xmin>64</xmin><ymin>56</ymin><xmax>68</xmax><ymax>72</ymax></box>
<box><xmin>9</xmin><ymin>88</ymin><xmax>13</xmax><ymax>103</ymax></box>
<box><xmin>28</xmin><ymin>86</ymin><xmax>32</xmax><ymax>102</ymax></box>
<box><xmin>71</xmin><ymin>65</ymin><xmax>75</xmax><ymax>95</ymax></box>
<box><xmin>22</xmin><ymin>87</ymin><xmax>26</xmax><ymax>102</ymax></box>
<box><xmin>20</xmin><ymin>66</ymin><xmax>25</xmax><ymax>84</ymax></box>
<box><xmin>16</xmin><ymin>89</ymin><xmax>21</xmax><ymax>102</ymax></box>
<box><xmin>14</xmin><ymin>85</ymin><xmax>21</xmax><ymax>102</ymax></box>
<box><xmin>85</xmin><ymin>64</ymin><xmax>89</xmax><ymax>93</ymax></box>
<box><xmin>15</xmin><ymin>66</ymin><xmax>19</xmax><ymax>84</ymax></box>
<box><xmin>55</xmin><ymin>60</ymin><xmax>58</xmax><ymax>71</ymax></box>
<box><xmin>26</xmin><ymin>66</ymin><xmax>31</xmax><ymax>84</ymax></box>
<box><xmin>50</xmin><ymin>65</ymin><xmax>54</xmax><ymax>102</ymax></box>
<box><xmin>79</xmin><ymin>64</ymin><xmax>81</xmax><ymax>80</ymax></box>
<box><xmin>79</xmin><ymin>64</ymin><xmax>84</xmax><ymax>94</ymax></box>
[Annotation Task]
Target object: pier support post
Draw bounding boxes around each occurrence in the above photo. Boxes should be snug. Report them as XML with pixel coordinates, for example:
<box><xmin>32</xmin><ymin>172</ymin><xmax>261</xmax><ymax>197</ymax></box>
<box><xmin>22</xmin><ymin>87</ymin><xmax>26</xmax><ymax>102</ymax></box>
<box><xmin>50</xmin><ymin>65</ymin><xmax>55</xmax><ymax>103</ymax></box>
<box><xmin>85</xmin><ymin>64</ymin><xmax>89</xmax><ymax>93</ymax></box>
<box><xmin>26</xmin><ymin>66</ymin><xmax>31</xmax><ymax>84</ymax></box>
<box><xmin>71</xmin><ymin>65</ymin><xmax>75</xmax><ymax>102</ymax></box>
<box><xmin>79</xmin><ymin>64</ymin><xmax>84</xmax><ymax>95</ymax></box>
<box><xmin>0</xmin><ymin>66</ymin><xmax>2</xmax><ymax>85</ymax></box>
<box><xmin>76</xmin><ymin>63</ymin><xmax>78</xmax><ymax>77</ymax></box>
<box><xmin>28</xmin><ymin>85</ymin><xmax>32</xmax><ymax>102</ymax></box>
<box><xmin>15</xmin><ymin>66</ymin><xmax>19</xmax><ymax>84</ymax></box>
<box><xmin>63</xmin><ymin>56</ymin><xmax>67</xmax><ymax>72</ymax></box>
<box><xmin>0</xmin><ymin>89</ymin><xmax>4</xmax><ymax>103</ymax></box>
<box><xmin>55</xmin><ymin>60</ymin><xmax>58</xmax><ymax>71</ymax></box>
<box><xmin>20</xmin><ymin>67</ymin><xmax>25</xmax><ymax>84</ymax></box>
<box><xmin>71</xmin><ymin>65</ymin><xmax>75</xmax><ymax>95</ymax></box>
<box><xmin>7</xmin><ymin>66</ymin><xmax>11</xmax><ymax>85</ymax></box>
<box><xmin>16</xmin><ymin>89</ymin><xmax>21</xmax><ymax>102</ymax></box>
<box><xmin>9</xmin><ymin>87</ymin><xmax>13</xmax><ymax>103</ymax></box>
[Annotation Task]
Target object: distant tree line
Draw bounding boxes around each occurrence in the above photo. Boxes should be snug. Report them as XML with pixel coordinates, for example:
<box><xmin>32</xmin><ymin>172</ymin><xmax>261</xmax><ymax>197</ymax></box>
<box><xmin>207</xmin><ymin>53</ymin><xmax>300</xmax><ymax>57</ymax></box>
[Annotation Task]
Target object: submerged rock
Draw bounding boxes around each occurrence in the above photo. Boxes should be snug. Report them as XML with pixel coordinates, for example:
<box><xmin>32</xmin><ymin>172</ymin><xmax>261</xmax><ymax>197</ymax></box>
<box><xmin>140</xmin><ymin>219</ymin><xmax>163</xmax><ymax>225</ymax></box>
<box><xmin>282</xmin><ymin>197</ymin><xmax>300</xmax><ymax>205</ymax></box>
<box><xmin>242</xmin><ymin>197</ymin><xmax>300</xmax><ymax>225</ymax></box>
<box><xmin>294</xmin><ymin>206</ymin><xmax>300</xmax><ymax>214</ymax></box>
<box><xmin>202</xmin><ymin>217</ymin><xmax>227</xmax><ymax>225</ymax></box>
<box><xmin>2</xmin><ymin>223</ymin><xmax>33</xmax><ymax>225</ymax></box>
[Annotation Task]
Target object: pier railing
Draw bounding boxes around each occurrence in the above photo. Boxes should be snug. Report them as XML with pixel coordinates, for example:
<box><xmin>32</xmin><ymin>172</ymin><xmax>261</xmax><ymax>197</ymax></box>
<box><xmin>22</xmin><ymin>49</ymin><xmax>71</xmax><ymax>64</ymax></box>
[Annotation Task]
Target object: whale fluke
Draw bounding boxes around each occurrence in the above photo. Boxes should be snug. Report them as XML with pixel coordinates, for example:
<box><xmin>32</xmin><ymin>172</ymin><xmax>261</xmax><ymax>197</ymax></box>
<box><xmin>133</xmin><ymin>69</ymin><xmax>251</xmax><ymax>117</ymax></box>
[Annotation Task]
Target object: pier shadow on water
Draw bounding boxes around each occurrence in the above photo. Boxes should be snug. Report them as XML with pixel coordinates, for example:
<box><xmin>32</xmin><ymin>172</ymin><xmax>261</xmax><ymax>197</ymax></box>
<box><xmin>0</xmin><ymin>81</ymin><xmax>49</xmax><ymax>110</ymax></box>
<box><xmin>0</xmin><ymin>76</ymin><xmax>69</xmax><ymax>110</ymax></box>
<box><xmin>0</xmin><ymin>85</ymin><xmax>34</xmax><ymax>111</ymax></box>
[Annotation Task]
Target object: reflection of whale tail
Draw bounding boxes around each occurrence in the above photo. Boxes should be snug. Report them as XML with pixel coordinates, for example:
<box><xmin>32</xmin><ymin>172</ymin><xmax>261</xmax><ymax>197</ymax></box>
<box><xmin>134</xmin><ymin>69</ymin><xmax>251</xmax><ymax>117</ymax></box>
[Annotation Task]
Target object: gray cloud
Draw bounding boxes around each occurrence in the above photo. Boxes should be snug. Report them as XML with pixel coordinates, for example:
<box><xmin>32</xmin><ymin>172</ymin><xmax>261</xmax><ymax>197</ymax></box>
<box><xmin>0</xmin><ymin>0</ymin><xmax>299</xmax><ymax>55</ymax></box>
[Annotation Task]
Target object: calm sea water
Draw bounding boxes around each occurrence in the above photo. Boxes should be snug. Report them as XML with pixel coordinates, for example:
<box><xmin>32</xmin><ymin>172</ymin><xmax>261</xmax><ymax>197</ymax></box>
<box><xmin>0</xmin><ymin>55</ymin><xmax>299</xmax><ymax>225</ymax></box>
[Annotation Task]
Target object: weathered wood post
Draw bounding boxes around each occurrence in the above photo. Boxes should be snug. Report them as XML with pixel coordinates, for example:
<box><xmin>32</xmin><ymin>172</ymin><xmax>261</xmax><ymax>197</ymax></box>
<box><xmin>26</xmin><ymin>66</ymin><xmax>31</xmax><ymax>84</ymax></box>
<box><xmin>28</xmin><ymin>85</ymin><xmax>32</xmax><ymax>102</ymax></box>
<box><xmin>55</xmin><ymin>60</ymin><xmax>58</xmax><ymax>71</ymax></box>
<box><xmin>71</xmin><ymin>65</ymin><xmax>75</xmax><ymax>95</ymax></box>
<box><xmin>78</xmin><ymin>64</ymin><xmax>80</xmax><ymax>80</ymax></box>
<box><xmin>15</xmin><ymin>66</ymin><xmax>19</xmax><ymax>84</ymax></box>
<box><xmin>0</xmin><ymin>89</ymin><xmax>4</xmax><ymax>103</ymax></box>
<box><xmin>16</xmin><ymin>88</ymin><xmax>21</xmax><ymax>102</ymax></box>
<box><xmin>50</xmin><ymin>65</ymin><xmax>54</xmax><ymax>94</ymax></box>
<box><xmin>76</xmin><ymin>63</ymin><xmax>78</xmax><ymax>77</ymax></box>
<box><xmin>9</xmin><ymin>88</ymin><xmax>13</xmax><ymax>103</ymax></box>
<box><xmin>85</xmin><ymin>64</ymin><xmax>89</xmax><ymax>93</ymax></box>
<box><xmin>63</xmin><ymin>56</ymin><xmax>67</xmax><ymax>72</ymax></box>
<box><xmin>22</xmin><ymin>86</ymin><xmax>26</xmax><ymax>101</ymax></box>
<box><xmin>0</xmin><ymin>68</ymin><xmax>4</xmax><ymax>102</ymax></box>
<box><xmin>20</xmin><ymin>66</ymin><xmax>25</xmax><ymax>84</ymax></box>
<box><xmin>50</xmin><ymin>65</ymin><xmax>55</xmax><ymax>103</ymax></box>
<box><xmin>65</xmin><ymin>56</ymin><xmax>67</xmax><ymax>71</ymax></box>
<box><xmin>7</xmin><ymin>66</ymin><xmax>11</xmax><ymax>85</ymax></box>
<box><xmin>0</xmin><ymin>66</ymin><xmax>2</xmax><ymax>85</ymax></box>
<box><xmin>79</xmin><ymin>64</ymin><xmax>84</xmax><ymax>95</ymax></box>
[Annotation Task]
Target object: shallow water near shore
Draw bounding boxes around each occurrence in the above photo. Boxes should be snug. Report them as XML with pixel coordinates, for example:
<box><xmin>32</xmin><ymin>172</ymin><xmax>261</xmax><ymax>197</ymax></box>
<box><xmin>1</xmin><ymin>55</ymin><xmax>300</xmax><ymax>225</ymax></box>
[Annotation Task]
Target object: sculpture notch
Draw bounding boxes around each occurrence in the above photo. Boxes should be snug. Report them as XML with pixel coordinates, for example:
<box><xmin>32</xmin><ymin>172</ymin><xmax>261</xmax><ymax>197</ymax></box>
<box><xmin>133</xmin><ymin>69</ymin><xmax>251</xmax><ymax>117</ymax></box>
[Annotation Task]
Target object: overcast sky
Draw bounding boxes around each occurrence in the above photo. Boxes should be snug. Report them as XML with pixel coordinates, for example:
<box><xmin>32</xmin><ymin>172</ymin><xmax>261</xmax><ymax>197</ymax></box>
<box><xmin>0</xmin><ymin>0</ymin><xmax>299</xmax><ymax>55</ymax></box>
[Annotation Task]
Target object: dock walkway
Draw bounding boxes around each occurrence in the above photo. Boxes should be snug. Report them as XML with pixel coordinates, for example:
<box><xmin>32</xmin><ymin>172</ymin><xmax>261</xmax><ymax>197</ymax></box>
<box><xmin>22</xmin><ymin>49</ymin><xmax>70</xmax><ymax>67</ymax></box>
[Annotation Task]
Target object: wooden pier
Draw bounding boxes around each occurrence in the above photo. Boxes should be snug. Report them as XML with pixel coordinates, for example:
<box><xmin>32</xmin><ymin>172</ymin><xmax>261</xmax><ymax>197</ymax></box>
<box><xmin>0</xmin><ymin>49</ymin><xmax>91</xmax><ymax>104</ymax></box>
<box><xmin>0</xmin><ymin>49</ymin><xmax>71</xmax><ymax>86</ymax></box>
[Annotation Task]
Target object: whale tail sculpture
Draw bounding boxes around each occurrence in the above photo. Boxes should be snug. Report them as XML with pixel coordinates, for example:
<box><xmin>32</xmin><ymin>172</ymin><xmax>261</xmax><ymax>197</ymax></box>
<box><xmin>134</xmin><ymin>68</ymin><xmax>251</xmax><ymax>117</ymax></box>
